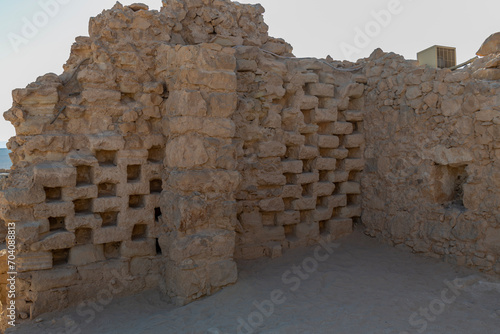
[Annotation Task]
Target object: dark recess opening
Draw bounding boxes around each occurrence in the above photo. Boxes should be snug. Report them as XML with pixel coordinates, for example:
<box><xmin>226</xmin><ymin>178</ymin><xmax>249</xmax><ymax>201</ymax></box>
<box><xmin>75</xmin><ymin>228</ymin><xmax>92</xmax><ymax>245</ymax></box>
<box><xmin>44</xmin><ymin>187</ymin><xmax>62</xmax><ymax>202</ymax></box>
<box><xmin>150</xmin><ymin>179</ymin><xmax>163</xmax><ymax>193</ymax></box>
<box><xmin>98</xmin><ymin>183</ymin><xmax>116</xmax><ymax>197</ymax></box>
<box><xmin>76</xmin><ymin>166</ymin><xmax>92</xmax><ymax>186</ymax></box>
<box><xmin>52</xmin><ymin>248</ymin><xmax>70</xmax><ymax>266</ymax></box>
<box><xmin>155</xmin><ymin>207</ymin><xmax>162</xmax><ymax>222</ymax></box>
<box><xmin>100</xmin><ymin>211</ymin><xmax>119</xmax><ymax>227</ymax></box>
<box><xmin>155</xmin><ymin>238</ymin><xmax>162</xmax><ymax>255</ymax></box>
<box><xmin>49</xmin><ymin>217</ymin><xmax>65</xmax><ymax>232</ymax></box>
<box><xmin>131</xmin><ymin>224</ymin><xmax>147</xmax><ymax>240</ymax></box>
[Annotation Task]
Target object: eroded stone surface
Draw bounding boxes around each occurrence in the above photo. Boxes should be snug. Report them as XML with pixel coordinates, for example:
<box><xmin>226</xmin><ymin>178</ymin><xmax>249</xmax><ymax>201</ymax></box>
<box><xmin>0</xmin><ymin>0</ymin><xmax>499</xmax><ymax>329</ymax></box>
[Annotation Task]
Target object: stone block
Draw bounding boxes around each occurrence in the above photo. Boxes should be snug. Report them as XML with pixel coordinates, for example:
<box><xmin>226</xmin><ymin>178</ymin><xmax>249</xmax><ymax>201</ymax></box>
<box><xmin>276</xmin><ymin>210</ymin><xmax>300</xmax><ymax>226</ymax></box>
<box><xmin>31</xmin><ymin>232</ymin><xmax>75</xmax><ymax>252</ymax></box>
<box><xmin>29</xmin><ymin>266</ymin><xmax>78</xmax><ymax>292</ymax></box>
<box><xmin>292</xmin><ymin>197</ymin><xmax>316</xmax><ymax>211</ymax></box>
<box><xmin>201</xmin><ymin>118</ymin><xmax>236</xmax><ymax>138</ymax></box>
<box><xmin>312</xmin><ymin>108</ymin><xmax>338</xmax><ymax>123</ymax></box>
<box><xmin>318</xmin><ymin>135</ymin><xmax>340</xmax><ymax>148</ymax></box>
<box><xmin>34</xmin><ymin>163</ymin><xmax>76</xmax><ymax>187</ymax></box>
<box><xmin>168</xmin><ymin>170</ymin><xmax>241</xmax><ymax>193</ymax></box>
<box><xmin>344</xmin><ymin>110</ymin><xmax>364</xmax><ymax>122</ymax></box>
<box><xmin>314</xmin><ymin>158</ymin><xmax>336</xmax><ymax>170</ymax></box>
<box><xmin>87</xmin><ymin>134</ymin><xmax>125</xmax><ymax>151</ymax></box>
<box><xmin>34</xmin><ymin>202</ymin><xmax>74</xmax><ymax>219</ymax></box>
<box><xmin>62</xmin><ymin>185</ymin><xmax>98</xmax><ymax>202</ymax></box>
<box><xmin>307</xmin><ymin>83</ymin><xmax>335</xmax><ymax>97</ymax></box>
<box><xmin>338</xmin><ymin>205</ymin><xmax>361</xmax><ymax>218</ymax></box>
<box><xmin>282</xmin><ymin>185</ymin><xmax>302</xmax><ymax>199</ymax></box>
<box><xmin>294</xmin><ymin>172</ymin><xmax>319</xmax><ymax>185</ymax></box>
<box><xmin>12</xmin><ymin>87</ymin><xmax>59</xmax><ymax>106</ymax></box>
<box><xmin>165</xmin><ymin>134</ymin><xmax>208</xmax><ymax>168</ymax></box>
<box><xmin>165</xmin><ymin>230</ymin><xmax>235</xmax><ymax>263</ymax></box>
<box><xmin>257</xmin><ymin>171</ymin><xmax>287</xmax><ymax>186</ymax></box>
<box><xmin>344</xmin><ymin>134</ymin><xmax>364</xmax><ymax>148</ymax></box>
<box><xmin>300</xmin><ymin>95</ymin><xmax>319</xmax><ymax>110</ymax></box>
<box><xmin>314</xmin><ymin>206</ymin><xmax>333</xmax><ymax>221</ymax></box>
<box><xmin>258</xmin><ymin>141</ymin><xmax>287</xmax><ymax>158</ymax></box>
<box><xmin>331</xmin><ymin>122</ymin><xmax>353</xmax><ymax>135</ymax></box>
<box><xmin>344</xmin><ymin>159</ymin><xmax>365</xmax><ymax>171</ymax></box>
<box><xmin>284</xmin><ymin>132</ymin><xmax>306</xmax><ymax>146</ymax></box>
<box><xmin>17</xmin><ymin>252</ymin><xmax>52</xmax><ymax>272</ymax></box>
<box><xmin>331</xmin><ymin>194</ymin><xmax>347</xmax><ymax>208</ymax></box>
<box><xmin>298</xmin><ymin>145</ymin><xmax>319</xmax><ymax>160</ymax></box>
<box><xmin>164</xmin><ymin>90</ymin><xmax>207</xmax><ymax>117</ymax></box>
<box><xmin>93</xmin><ymin>226</ymin><xmax>129</xmax><ymax>244</ymax></box>
<box><xmin>207</xmin><ymin>92</ymin><xmax>237</xmax><ymax>117</ymax></box>
<box><xmin>325</xmin><ymin>218</ymin><xmax>353</xmax><ymax>238</ymax></box>
<box><xmin>82</xmin><ymin>89</ymin><xmax>121</xmax><ymax>103</ymax></box>
<box><xmin>314</xmin><ymin>182</ymin><xmax>335</xmax><ymax>197</ymax></box>
<box><xmin>282</xmin><ymin>160</ymin><xmax>303</xmax><ymax>174</ymax></box>
<box><xmin>68</xmin><ymin>245</ymin><xmax>105</xmax><ymax>266</ymax></box>
<box><xmin>259</xmin><ymin>198</ymin><xmax>285</xmax><ymax>212</ymax></box>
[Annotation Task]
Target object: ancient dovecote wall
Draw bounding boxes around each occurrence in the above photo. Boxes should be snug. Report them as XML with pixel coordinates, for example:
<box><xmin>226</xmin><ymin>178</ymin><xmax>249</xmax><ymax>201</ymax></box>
<box><xmin>0</xmin><ymin>0</ymin><xmax>362</xmax><ymax>323</ymax></box>
<box><xmin>232</xmin><ymin>48</ymin><xmax>367</xmax><ymax>259</ymax></box>
<box><xmin>2</xmin><ymin>0</ymin><xmax>500</xmax><ymax>327</ymax></box>
<box><xmin>361</xmin><ymin>49</ymin><xmax>500</xmax><ymax>274</ymax></box>
<box><xmin>0</xmin><ymin>0</ymin><xmax>274</xmax><ymax>320</ymax></box>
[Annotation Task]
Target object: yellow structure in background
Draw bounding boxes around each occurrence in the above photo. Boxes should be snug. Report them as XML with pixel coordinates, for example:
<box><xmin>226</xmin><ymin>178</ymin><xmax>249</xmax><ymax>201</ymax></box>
<box><xmin>417</xmin><ymin>45</ymin><xmax>456</xmax><ymax>68</ymax></box>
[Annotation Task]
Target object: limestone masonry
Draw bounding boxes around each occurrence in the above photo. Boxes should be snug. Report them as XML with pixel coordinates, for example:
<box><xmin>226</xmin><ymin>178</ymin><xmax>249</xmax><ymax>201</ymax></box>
<box><xmin>0</xmin><ymin>0</ymin><xmax>499</xmax><ymax>326</ymax></box>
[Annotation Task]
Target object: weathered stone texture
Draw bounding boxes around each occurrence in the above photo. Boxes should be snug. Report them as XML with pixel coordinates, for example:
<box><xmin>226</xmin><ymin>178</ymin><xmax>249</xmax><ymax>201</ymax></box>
<box><xmin>1</xmin><ymin>0</ymin><xmax>499</xmax><ymax>327</ymax></box>
<box><xmin>362</xmin><ymin>48</ymin><xmax>500</xmax><ymax>275</ymax></box>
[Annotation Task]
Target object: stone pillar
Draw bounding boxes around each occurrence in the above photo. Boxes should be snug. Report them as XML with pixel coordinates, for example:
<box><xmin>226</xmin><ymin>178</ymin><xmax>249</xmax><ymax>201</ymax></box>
<box><xmin>157</xmin><ymin>44</ymin><xmax>240</xmax><ymax>305</ymax></box>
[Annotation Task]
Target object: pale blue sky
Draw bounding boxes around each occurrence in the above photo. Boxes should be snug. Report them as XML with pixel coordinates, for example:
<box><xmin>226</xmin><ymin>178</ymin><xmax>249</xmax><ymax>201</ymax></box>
<box><xmin>1</xmin><ymin>0</ymin><xmax>499</xmax><ymax>147</ymax></box>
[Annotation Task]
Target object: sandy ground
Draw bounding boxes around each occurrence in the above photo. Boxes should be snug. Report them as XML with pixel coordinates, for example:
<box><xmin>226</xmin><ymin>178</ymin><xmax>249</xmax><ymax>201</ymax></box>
<box><xmin>8</xmin><ymin>228</ymin><xmax>500</xmax><ymax>334</ymax></box>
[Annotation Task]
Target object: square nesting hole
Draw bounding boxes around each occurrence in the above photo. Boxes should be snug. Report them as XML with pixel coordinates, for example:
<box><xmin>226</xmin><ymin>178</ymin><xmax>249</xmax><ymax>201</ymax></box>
<box><xmin>100</xmin><ymin>211</ymin><xmax>118</xmax><ymax>227</ymax></box>
<box><xmin>148</xmin><ymin>146</ymin><xmax>165</xmax><ymax>163</ymax></box>
<box><xmin>52</xmin><ymin>248</ymin><xmax>70</xmax><ymax>266</ymax></box>
<box><xmin>150</xmin><ymin>179</ymin><xmax>163</xmax><ymax>194</ymax></box>
<box><xmin>49</xmin><ymin>217</ymin><xmax>65</xmax><ymax>232</ymax></box>
<box><xmin>96</xmin><ymin>150</ymin><xmax>117</xmax><ymax>167</ymax></box>
<box><xmin>98</xmin><ymin>182</ymin><xmax>116</xmax><ymax>198</ymax></box>
<box><xmin>104</xmin><ymin>242</ymin><xmax>121</xmax><ymax>259</ymax></box>
<box><xmin>74</xmin><ymin>198</ymin><xmax>92</xmax><ymax>215</ymax></box>
<box><xmin>44</xmin><ymin>187</ymin><xmax>62</xmax><ymax>202</ymax></box>
<box><xmin>127</xmin><ymin>165</ymin><xmax>141</xmax><ymax>182</ymax></box>
<box><xmin>76</xmin><ymin>166</ymin><xmax>92</xmax><ymax>186</ymax></box>
<box><xmin>129</xmin><ymin>195</ymin><xmax>144</xmax><ymax>209</ymax></box>
<box><xmin>75</xmin><ymin>228</ymin><xmax>92</xmax><ymax>245</ymax></box>
<box><xmin>131</xmin><ymin>224</ymin><xmax>147</xmax><ymax>241</ymax></box>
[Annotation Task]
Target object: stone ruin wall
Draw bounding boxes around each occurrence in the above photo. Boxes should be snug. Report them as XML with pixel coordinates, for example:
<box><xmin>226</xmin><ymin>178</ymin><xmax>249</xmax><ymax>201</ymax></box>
<box><xmin>0</xmin><ymin>0</ymin><xmax>498</xmax><ymax>325</ymax></box>
<box><xmin>361</xmin><ymin>50</ymin><xmax>500</xmax><ymax>273</ymax></box>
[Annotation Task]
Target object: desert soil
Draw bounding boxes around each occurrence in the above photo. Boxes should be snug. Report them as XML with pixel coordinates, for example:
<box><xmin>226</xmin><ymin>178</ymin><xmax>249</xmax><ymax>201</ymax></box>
<box><xmin>8</xmin><ymin>228</ymin><xmax>500</xmax><ymax>334</ymax></box>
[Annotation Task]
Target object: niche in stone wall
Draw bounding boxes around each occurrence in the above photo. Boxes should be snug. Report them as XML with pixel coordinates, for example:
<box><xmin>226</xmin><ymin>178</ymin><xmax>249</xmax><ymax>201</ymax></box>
<box><xmin>432</xmin><ymin>164</ymin><xmax>467</xmax><ymax>208</ymax></box>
